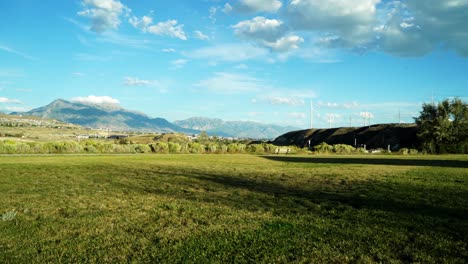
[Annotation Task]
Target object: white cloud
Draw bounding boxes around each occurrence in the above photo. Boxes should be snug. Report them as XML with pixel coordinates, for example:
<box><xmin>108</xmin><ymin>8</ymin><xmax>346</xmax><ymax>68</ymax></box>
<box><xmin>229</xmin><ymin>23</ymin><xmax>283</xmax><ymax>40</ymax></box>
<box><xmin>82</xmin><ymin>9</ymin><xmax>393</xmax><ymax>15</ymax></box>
<box><xmin>170</xmin><ymin>59</ymin><xmax>189</xmax><ymax>69</ymax></box>
<box><xmin>0</xmin><ymin>44</ymin><xmax>36</xmax><ymax>61</ymax></box>
<box><xmin>233</xmin><ymin>16</ymin><xmax>284</xmax><ymax>42</ymax></box>
<box><xmin>73</xmin><ymin>72</ymin><xmax>85</xmax><ymax>76</ymax></box>
<box><xmin>376</xmin><ymin>1</ymin><xmax>468</xmax><ymax>57</ymax></box>
<box><xmin>194</xmin><ymin>30</ymin><xmax>210</xmax><ymax>40</ymax></box>
<box><xmin>194</xmin><ymin>72</ymin><xmax>265</xmax><ymax>94</ymax></box>
<box><xmin>147</xmin><ymin>20</ymin><xmax>187</xmax><ymax>40</ymax></box>
<box><xmin>0</xmin><ymin>97</ymin><xmax>21</xmax><ymax>104</ymax></box>
<box><xmin>263</xmin><ymin>35</ymin><xmax>304</xmax><ymax>52</ymax></box>
<box><xmin>129</xmin><ymin>15</ymin><xmax>187</xmax><ymax>40</ymax></box>
<box><xmin>233</xmin><ymin>17</ymin><xmax>303</xmax><ymax>52</ymax></box>
<box><xmin>78</xmin><ymin>0</ymin><xmax>129</xmax><ymax>33</ymax></box>
<box><xmin>124</xmin><ymin>77</ymin><xmax>152</xmax><ymax>86</ymax></box>
<box><xmin>229</xmin><ymin>0</ymin><xmax>282</xmax><ymax>13</ymax></box>
<box><xmin>128</xmin><ymin>15</ymin><xmax>153</xmax><ymax>31</ymax></box>
<box><xmin>72</xmin><ymin>95</ymin><xmax>120</xmax><ymax>104</ymax></box>
<box><xmin>287</xmin><ymin>0</ymin><xmax>380</xmax><ymax>48</ymax></box>
<box><xmin>184</xmin><ymin>43</ymin><xmax>268</xmax><ymax>62</ymax></box>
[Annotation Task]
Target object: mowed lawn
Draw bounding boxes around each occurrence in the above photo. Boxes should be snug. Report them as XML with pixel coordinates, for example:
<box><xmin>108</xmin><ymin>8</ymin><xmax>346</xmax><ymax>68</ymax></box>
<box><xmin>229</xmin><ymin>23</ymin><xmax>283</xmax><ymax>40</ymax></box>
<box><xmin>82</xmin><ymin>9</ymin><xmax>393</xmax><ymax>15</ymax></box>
<box><xmin>0</xmin><ymin>154</ymin><xmax>467</xmax><ymax>263</ymax></box>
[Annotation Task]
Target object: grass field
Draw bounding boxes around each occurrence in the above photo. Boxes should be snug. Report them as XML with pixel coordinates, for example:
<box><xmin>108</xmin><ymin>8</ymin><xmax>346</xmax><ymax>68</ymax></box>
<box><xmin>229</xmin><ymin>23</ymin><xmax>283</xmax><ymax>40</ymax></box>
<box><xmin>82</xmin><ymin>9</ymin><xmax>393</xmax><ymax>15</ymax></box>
<box><xmin>0</xmin><ymin>154</ymin><xmax>467</xmax><ymax>263</ymax></box>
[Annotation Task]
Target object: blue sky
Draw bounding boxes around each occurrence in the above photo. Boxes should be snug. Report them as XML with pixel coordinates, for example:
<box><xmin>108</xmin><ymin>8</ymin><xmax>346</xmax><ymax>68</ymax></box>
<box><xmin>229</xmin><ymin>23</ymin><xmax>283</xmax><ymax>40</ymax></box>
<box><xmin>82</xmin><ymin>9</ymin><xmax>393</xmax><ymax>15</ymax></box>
<box><xmin>1</xmin><ymin>0</ymin><xmax>467</xmax><ymax>128</ymax></box>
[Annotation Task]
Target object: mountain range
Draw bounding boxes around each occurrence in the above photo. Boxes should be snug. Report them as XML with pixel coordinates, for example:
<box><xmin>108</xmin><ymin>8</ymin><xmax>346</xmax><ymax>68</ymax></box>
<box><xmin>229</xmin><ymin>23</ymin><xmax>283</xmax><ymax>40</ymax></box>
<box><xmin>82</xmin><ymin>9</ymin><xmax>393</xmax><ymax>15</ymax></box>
<box><xmin>175</xmin><ymin>117</ymin><xmax>299</xmax><ymax>139</ymax></box>
<box><xmin>11</xmin><ymin>99</ymin><xmax>299</xmax><ymax>139</ymax></box>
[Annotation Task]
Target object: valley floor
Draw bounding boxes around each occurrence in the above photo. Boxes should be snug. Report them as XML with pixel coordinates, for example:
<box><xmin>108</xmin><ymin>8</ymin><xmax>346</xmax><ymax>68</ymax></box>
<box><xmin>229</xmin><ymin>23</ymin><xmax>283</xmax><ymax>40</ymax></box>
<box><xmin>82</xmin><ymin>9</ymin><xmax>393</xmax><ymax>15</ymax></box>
<box><xmin>0</xmin><ymin>154</ymin><xmax>467</xmax><ymax>263</ymax></box>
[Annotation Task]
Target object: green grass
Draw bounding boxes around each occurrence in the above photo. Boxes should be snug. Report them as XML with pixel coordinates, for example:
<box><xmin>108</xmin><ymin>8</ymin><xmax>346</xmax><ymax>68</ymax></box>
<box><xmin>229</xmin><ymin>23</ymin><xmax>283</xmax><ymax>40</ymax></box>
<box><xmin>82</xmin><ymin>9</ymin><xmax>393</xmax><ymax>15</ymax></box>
<box><xmin>0</xmin><ymin>154</ymin><xmax>467</xmax><ymax>263</ymax></box>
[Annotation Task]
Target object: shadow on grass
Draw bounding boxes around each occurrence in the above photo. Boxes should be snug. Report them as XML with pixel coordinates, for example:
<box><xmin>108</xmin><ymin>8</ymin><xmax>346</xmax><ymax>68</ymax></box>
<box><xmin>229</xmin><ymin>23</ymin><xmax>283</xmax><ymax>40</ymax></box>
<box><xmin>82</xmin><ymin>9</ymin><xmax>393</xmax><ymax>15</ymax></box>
<box><xmin>115</xmin><ymin>166</ymin><xmax>468</xmax><ymax>221</ymax></box>
<box><xmin>262</xmin><ymin>156</ymin><xmax>468</xmax><ymax>168</ymax></box>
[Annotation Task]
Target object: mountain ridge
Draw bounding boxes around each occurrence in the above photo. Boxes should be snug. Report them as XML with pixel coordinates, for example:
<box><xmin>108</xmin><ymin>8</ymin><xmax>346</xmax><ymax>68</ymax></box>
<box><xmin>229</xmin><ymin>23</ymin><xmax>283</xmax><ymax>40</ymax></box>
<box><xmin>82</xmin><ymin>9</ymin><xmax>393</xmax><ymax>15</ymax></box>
<box><xmin>11</xmin><ymin>99</ymin><xmax>300</xmax><ymax>138</ymax></box>
<box><xmin>175</xmin><ymin>117</ymin><xmax>300</xmax><ymax>139</ymax></box>
<box><xmin>11</xmin><ymin>99</ymin><xmax>197</xmax><ymax>134</ymax></box>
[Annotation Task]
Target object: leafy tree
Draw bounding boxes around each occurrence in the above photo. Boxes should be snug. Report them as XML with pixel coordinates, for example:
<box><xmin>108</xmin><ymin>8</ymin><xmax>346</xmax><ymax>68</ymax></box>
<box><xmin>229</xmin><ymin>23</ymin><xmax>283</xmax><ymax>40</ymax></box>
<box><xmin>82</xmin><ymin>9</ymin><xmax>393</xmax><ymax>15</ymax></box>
<box><xmin>415</xmin><ymin>98</ymin><xmax>468</xmax><ymax>153</ymax></box>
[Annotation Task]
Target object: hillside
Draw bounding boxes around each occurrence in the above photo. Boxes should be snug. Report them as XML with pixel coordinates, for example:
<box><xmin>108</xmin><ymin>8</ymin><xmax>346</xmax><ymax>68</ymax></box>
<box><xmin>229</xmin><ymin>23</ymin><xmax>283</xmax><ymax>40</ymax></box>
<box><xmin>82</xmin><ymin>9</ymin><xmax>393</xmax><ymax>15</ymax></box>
<box><xmin>273</xmin><ymin>124</ymin><xmax>419</xmax><ymax>150</ymax></box>
<box><xmin>11</xmin><ymin>99</ymin><xmax>198</xmax><ymax>134</ymax></box>
<box><xmin>175</xmin><ymin>117</ymin><xmax>299</xmax><ymax>139</ymax></box>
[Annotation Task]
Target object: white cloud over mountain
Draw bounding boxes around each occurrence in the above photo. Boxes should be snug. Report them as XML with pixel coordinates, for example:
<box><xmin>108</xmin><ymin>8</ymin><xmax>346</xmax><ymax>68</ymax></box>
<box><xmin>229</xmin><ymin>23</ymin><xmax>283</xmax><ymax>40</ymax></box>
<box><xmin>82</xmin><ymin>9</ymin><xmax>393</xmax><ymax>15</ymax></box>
<box><xmin>72</xmin><ymin>95</ymin><xmax>120</xmax><ymax>104</ymax></box>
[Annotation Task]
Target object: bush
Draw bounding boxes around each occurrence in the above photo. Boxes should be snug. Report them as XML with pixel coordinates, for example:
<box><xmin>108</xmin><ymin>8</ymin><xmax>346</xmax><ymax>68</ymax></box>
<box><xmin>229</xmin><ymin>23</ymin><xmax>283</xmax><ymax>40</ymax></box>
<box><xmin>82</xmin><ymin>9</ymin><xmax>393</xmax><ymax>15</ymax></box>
<box><xmin>313</xmin><ymin>142</ymin><xmax>333</xmax><ymax>153</ymax></box>
<box><xmin>333</xmin><ymin>144</ymin><xmax>355</xmax><ymax>154</ymax></box>
<box><xmin>409</xmin><ymin>149</ymin><xmax>419</xmax><ymax>155</ymax></box>
<box><xmin>168</xmin><ymin>142</ymin><xmax>181</xmax><ymax>154</ymax></box>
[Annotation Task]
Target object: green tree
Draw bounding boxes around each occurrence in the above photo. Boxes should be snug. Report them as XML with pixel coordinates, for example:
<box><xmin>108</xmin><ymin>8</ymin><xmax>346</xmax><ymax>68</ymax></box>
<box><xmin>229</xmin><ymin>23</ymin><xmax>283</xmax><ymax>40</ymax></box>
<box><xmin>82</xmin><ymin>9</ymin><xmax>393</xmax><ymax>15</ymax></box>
<box><xmin>415</xmin><ymin>98</ymin><xmax>468</xmax><ymax>154</ymax></box>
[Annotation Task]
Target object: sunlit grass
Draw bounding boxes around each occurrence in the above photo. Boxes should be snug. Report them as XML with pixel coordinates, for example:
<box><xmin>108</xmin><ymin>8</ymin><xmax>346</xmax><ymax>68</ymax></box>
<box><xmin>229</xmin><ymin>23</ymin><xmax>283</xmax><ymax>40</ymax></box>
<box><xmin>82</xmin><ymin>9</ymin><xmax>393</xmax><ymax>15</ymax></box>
<box><xmin>0</xmin><ymin>154</ymin><xmax>467</xmax><ymax>263</ymax></box>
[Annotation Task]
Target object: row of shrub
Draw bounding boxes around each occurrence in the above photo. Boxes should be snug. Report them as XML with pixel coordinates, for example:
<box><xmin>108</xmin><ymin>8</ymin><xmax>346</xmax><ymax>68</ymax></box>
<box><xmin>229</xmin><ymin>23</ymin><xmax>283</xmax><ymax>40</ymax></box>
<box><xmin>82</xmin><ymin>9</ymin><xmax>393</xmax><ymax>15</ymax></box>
<box><xmin>313</xmin><ymin>143</ymin><xmax>367</xmax><ymax>154</ymax></box>
<box><xmin>312</xmin><ymin>142</ymin><xmax>420</xmax><ymax>155</ymax></box>
<box><xmin>0</xmin><ymin>140</ymin><xmax>305</xmax><ymax>155</ymax></box>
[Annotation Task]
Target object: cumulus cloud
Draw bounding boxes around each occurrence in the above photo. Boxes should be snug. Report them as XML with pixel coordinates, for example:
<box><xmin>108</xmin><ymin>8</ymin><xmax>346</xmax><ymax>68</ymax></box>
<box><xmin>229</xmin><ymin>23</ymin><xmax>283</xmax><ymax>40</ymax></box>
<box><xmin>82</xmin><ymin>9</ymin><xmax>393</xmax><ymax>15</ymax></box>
<box><xmin>194</xmin><ymin>30</ymin><xmax>210</xmax><ymax>40</ymax></box>
<box><xmin>124</xmin><ymin>77</ymin><xmax>152</xmax><ymax>86</ymax></box>
<box><xmin>72</xmin><ymin>95</ymin><xmax>120</xmax><ymax>104</ymax></box>
<box><xmin>263</xmin><ymin>35</ymin><xmax>304</xmax><ymax>52</ymax></box>
<box><xmin>128</xmin><ymin>15</ymin><xmax>153</xmax><ymax>31</ymax></box>
<box><xmin>0</xmin><ymin>97</ymin><xmax>21</xmax><ymax>104</ymax></box>
<box><xmin>194</xmin><ymin>72</ymin><xmax>265</xmax><ymax>94</ymax></box>
<box><xmin>78</xmin><ymin>0</ymin><xmax>129</xmax><ymax>33</ymax></box>
<box><xmin>287</xmin><ymin>0</ymin><xmax>380</xmax><ymax>48</ymax></box>
<box><xmin>129</xmin><ymin>15</ymin><xmax>187</xmax><ymax>40</ymax></box>
<box><xmin>281</xmin><ymin>0</ymin><xmax>468</xmax><ymax>56</ymax></box>
<box><xmin>233</xmin><ymin>16</ymin><xmax>303</xmax><ymax>52</ymax></box>
<box><xmin>228</xmin><ymin>0</ymin><xmax>282</xmax><ymax>13</ymax></box>
<box><xmin>233</xmin><ymin>16</ymin><xmax>284</xmax><ymax>42</ymax></box>
<box><xmin>148</xmin><ymin>20</ymin><xmax>187</xmax><ymax>40</ymax></box>
<box><xmin>377</xmin><ymin>1</ymin><xmax>468</xmax><ymax>56</ymax></box>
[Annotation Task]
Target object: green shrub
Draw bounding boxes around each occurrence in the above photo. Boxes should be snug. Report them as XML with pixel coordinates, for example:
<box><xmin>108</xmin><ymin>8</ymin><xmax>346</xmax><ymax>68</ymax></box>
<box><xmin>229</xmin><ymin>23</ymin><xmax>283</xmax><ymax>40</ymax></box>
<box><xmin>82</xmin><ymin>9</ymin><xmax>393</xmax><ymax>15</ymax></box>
<box><xmin>333</xmin><ymin>144</ymin><xmax>355</xmax><ymax>154</ymax></box>
<box><xmin>409</xmin><ymin>149</ymin><xmax>419</xmax><ymax>155</ymax></box>
<box><xmin>313</xmin><ymin>142</ymin><xmax>333</xmax><ymax>153</ymax></box>
<box><xmin>399</xmin><ymin>148</ymin><xmax>409</xmax><ymax>155</ymax></box>
<box><xmin>168</xmin><ymin>142</ymin><xmax>181</xmax><ymax>154</ymax></box>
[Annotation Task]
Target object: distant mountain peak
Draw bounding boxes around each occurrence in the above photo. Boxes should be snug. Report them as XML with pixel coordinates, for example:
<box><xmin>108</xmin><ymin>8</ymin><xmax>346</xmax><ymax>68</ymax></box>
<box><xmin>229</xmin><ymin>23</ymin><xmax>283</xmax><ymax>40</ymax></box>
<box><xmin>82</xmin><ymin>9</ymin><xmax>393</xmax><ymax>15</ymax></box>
<box><xmin>10</xmin><ymin>99</ymin><xmax>196</xmax><ymax>134</ymax></box>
